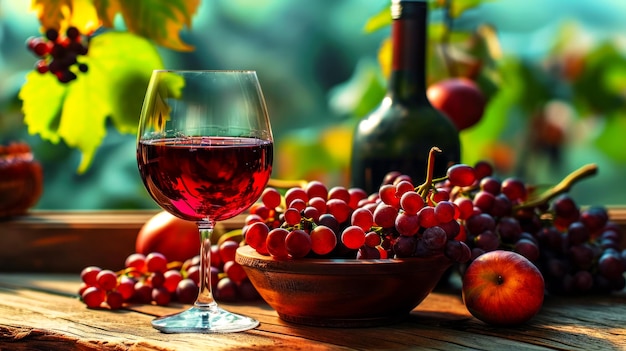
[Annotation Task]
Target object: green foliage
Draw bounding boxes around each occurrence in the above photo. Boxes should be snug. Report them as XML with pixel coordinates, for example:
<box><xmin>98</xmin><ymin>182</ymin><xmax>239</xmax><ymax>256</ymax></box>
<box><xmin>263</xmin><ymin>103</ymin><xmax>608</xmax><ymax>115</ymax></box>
<box><xmin>331</xmin><ymin>0</ymin><xmax>626</xmax><ymax>181</ymax></box>
<box><xmin>21</xmin><ymin>0</ymin><xmax>200</xmax><ymax>172</ymax></box>
<box><xmin>20</xmin><ymin>32</ymin><xmax>164</xmax><ymax>173</ymax></box>
<box><xmin>363</xmin><ymin>7</ymin><xmax>390</xmax><ymax>33</ymax></box>
<box><xmin>571</xmin><ymin>43</ymin><xmax>626</xmax><ymax>115</ymax></box>
<box><xmin>93</xmin><ymin>0</ymin><xmax>200</xmax><ymax>51</ymax></box>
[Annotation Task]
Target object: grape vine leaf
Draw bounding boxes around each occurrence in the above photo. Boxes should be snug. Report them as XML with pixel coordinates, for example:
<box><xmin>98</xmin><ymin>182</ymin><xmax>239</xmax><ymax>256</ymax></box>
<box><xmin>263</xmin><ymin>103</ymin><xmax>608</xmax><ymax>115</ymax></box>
<box><xmin>93</xmin><ymin>0</ymin><xmax>200</xmax><ymax>51</ymax></box>
<box><xmin>19</xmin><ymin>31</ymin><xmax>164</xmax><ymax>173</ymax></box>
<box><xmin>31</xmin><ymin>0</ymin><xmax>101</xmax><ymax>34</ymax></box>
<box><xmin>364</xmin><ymin>6</ymin><xmax>390</xmax><ymax>33</ymax></box>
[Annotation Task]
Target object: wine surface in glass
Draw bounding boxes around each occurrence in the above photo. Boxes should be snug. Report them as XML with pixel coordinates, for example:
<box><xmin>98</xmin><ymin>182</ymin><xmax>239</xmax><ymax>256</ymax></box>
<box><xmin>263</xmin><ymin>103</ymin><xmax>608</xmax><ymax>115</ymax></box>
<box><xmin>138</xmin><ymin>136</ymin><xmax>273</xmax><ymax>221</ymax></box>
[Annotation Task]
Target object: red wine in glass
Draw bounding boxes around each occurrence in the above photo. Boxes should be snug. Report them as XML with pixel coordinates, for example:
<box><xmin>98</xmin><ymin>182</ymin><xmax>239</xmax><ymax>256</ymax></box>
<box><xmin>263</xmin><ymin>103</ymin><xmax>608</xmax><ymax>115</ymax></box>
<box><xmin>137</xmin><ymin>70</ymin><xmax>273</xmax><ymax>333</ymax></box>
<box><xmin>138</xmin><ymin>136</ymin><xmax>273</xmax><ymax>222</ymax></box>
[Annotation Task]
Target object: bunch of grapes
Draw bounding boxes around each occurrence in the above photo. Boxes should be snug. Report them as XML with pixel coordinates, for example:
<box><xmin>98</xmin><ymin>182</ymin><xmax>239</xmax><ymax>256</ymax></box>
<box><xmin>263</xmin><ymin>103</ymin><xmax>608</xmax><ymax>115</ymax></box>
<box><xmin>439</xmin><ymin>161</ymin><xmax>626</xmax><ymax>295</ymax></box>
<box><xmin>26</xmin><ymin>27</ymin><xmax>89</xmax><ymax>83</ymax></box>
<box><xmin>243</xmin><ymin>146</ymin><xmax>624</xmax><ymax>296</ymax></box>
<box><xmin>78</xmin><ymin>241</ymin><xmax>260</xmax><ymax>310</ymax></box>
<box><xmin>243</xmin><ymin>149</ymin><xmax>473</xmax><ymax>264</ymax></box>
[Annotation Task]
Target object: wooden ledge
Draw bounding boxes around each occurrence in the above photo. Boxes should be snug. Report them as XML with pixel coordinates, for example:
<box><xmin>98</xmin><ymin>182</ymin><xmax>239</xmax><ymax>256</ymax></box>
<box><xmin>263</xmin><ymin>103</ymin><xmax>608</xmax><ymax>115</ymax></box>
<box><xmin>1</xmin><ymin>208</ymin><xmax>625</xmax><ymax>273</ymax></box>
<box><xmin>1</xmin><ymin>210</ymin><xmax>246</xmax><ymax>273</ymax></box>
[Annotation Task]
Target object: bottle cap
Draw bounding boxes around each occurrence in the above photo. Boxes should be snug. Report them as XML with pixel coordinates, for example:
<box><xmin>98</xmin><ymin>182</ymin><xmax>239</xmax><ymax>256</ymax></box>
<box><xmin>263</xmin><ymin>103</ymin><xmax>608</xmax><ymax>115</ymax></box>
<box><xmin>391</xmin><ymin>0</ymin><xmax>428</xmax><ymax>19</ymax></box>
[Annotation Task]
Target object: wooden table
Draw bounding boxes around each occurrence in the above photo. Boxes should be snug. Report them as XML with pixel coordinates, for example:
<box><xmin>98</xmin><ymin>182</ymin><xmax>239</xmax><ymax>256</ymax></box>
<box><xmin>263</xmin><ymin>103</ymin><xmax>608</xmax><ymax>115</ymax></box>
<box><xmin>1</xmin><ymin>273</ymin><xmax>625</xmax><ymax>351</ymax></box>
<box><xmin>2</xmin><ymin>210</ymin><xmax>626</xmax><ymax>350</ymax></box>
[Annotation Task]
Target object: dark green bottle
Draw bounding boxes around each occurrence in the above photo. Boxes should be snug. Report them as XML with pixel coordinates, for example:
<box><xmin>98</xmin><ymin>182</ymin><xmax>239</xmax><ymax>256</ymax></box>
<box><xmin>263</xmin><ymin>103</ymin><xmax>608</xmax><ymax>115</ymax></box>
<box><xmin>350</xmin><ymin>0</ymin><xmax>461</xmax><ymax>194</ymax></box>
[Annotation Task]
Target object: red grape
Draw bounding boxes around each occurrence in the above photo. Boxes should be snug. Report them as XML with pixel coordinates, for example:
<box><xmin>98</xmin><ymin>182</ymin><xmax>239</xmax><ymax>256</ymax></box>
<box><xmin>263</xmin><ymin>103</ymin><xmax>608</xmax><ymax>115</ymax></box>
<box><xmin>394</xmin><ymin>212</ymin><xmax>419</xmax><ymax>237</ymax></box>
<box><xmin>364</xmin><ymin>231</ymin><xmax>382</xmax><ymax>248</ymax></box>
<box><xmin>417</xmin><ymin>206</ymin><xmax>438</xmax><ymax>228</ymax></box>
<box><xmin>434</xmin><ymin>201</ymin><xmax>455</xmax><ymax>223</ymax></box>
<box><xmin>328</xmin><ymin>186</ymin><xmax>351</xmax><ymax>203</ymax></box>
<box><xmin>326</xmin><ymin>198</ymin><xmax>352</xmax><ymax>223</ymax></box>
<box><xmin>266</xmin><ymin>228</ymin><xmax>290</xmax><ymax>259</ymax></box>
<box><xmin>285</xmin><ymin>187</ymin><xmax>308</xmax><ymax>208</ymax></box>
<box><xmin>106</xmin><ymin>291</ymin><xmax>124</xmax><ymax>310</ymax></box>
<box><xmin>261</xmin><ymin>187</ymin><xmax>282</xmax><ymax>209</ymax></box>
<box><xmin>163</xmin><ymin>270</ymin><xmax>183</xmax><ymax>293</ymax></box>
<box><xmin>400</xmin><ymin>191</ymin><xmax>424</xmax><ymax>215</ymax></box>
<box><xmin>285</xmin><ymin>229</ymin><xmax>312</xmax><ymax>258</ymax></box>
<box><xmin>219</xmin><ymin>240</ymin><xmax>240</xmax><ymax>263</ymax></box>
<box><xmin>82</xmin><ymin>286</ymin><xmax>106</xmax><ymax>309</ymax></box>
<box><xmin>244</xmin><ymin>221</ymin><xmax>270</xmax><ymax>252</ymax></box>
<box><xmin>446</xmin><ymin>164</ymin><xmax>476</xmax><ymax>187</ymax></box>
<box><xmin>351</xmin><ymin>207</ymin><xmax>374</xmax><ymax>232</ymax></box>
<box><xmin>145</xmin><ymin>252</ymin><xmax>168</xmax><ymax>273</ymax></box>
<box><xmin>373</xmin><ymin>203</ymin><xmax>398</xmax><ymax>228</ymax></box>
<box><xmin>310</xmin><ymin>225</ymin><xmax>337</xmax><ymax>255</ymax></box>
<box><xmin>348</xmin><ymin>187</ymin><xmax>368</xmax><ymax>209</ymax></box>
<box><xmin>305</xmin><ymin>180</ymin><xmax>328</xmax><ymax>200</ymax></box>
<box><xmin>176</xmin><ymin>279</ymin><xmax>199</xmax><ymax>304</ymax></box>
<box><xmin>96</xmin><ymin>270</ymin><xmax>118</xmax><ymax>291</ymax></box>
<box><xmin>379</xmin><ymin>184</ymin><xmax>400</xmax><ymax>208</ymax></box>
<box><xmin>223</xmin><ymin>261</ymin><xmax>247</xmax><ymax>284</ymax></box>
<box><xmin>80</xmin><ymin>266</ymin><xmax>102</xmax><ymax>286</ymax></box>
<box><xmin>501</xmin><ymin>177</ymin><xmax>527</xmax><ymax>202</ymax></box>
<box><xmin>308</xmin><ymin>196</ymin><xmax>327</xmax><ymax>214</ymax></box>
<box><xmin>341</xmin><ymin>226</ymin><xmax>366</xmax><ymax>250</ymax></box>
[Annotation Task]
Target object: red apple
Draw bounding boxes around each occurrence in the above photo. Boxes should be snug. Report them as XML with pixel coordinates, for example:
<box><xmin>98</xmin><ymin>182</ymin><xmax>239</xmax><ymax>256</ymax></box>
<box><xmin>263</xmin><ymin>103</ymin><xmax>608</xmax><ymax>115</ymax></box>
<box><xmin>462</xmin><ymin>250</ymin><xmax>544</xmax><ymax>326</ymax></box>
<box><xmin>136</xmin><ymin>211</ymin><xmax>200</xmax><ymax>263</ymax></box>
<box><xmin>427</xmin><ymin>77</ymin><xmax>486</xmax><ymax>131</ymax></box>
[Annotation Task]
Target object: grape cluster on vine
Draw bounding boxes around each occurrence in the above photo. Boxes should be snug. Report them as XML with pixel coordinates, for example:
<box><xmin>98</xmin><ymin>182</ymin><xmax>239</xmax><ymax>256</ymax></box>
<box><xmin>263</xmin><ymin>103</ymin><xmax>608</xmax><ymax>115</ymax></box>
<box><xmin>26</xmin><ymin>27</ymin><xmax>89</xmax><ymax>83</ymax></box>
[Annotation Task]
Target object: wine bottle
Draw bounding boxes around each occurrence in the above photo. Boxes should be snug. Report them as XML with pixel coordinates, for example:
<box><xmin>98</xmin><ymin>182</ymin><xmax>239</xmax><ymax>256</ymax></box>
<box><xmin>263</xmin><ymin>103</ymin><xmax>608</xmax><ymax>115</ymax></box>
<box><xmin>350</xmin><ymin>0</ymin><xmax>461</xmax><ymax>194</ymax></box>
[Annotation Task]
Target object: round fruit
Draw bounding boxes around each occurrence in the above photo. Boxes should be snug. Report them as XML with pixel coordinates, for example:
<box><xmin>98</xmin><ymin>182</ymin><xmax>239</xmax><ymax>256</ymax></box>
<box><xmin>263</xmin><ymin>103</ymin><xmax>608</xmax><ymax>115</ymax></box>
<box><xmin>427</xmin><ymin>78</ymin><xmax>486</xmax><ymax>131</ymax></box>
<box><xmin>135</xmin><ymin>211</ymin><xmax>200</xmax><ymax>263</ymax></box>
<box><xmin>462</xmin><ymin>250</ymin><xmax>544</xmax><ymax>326</ymax></box>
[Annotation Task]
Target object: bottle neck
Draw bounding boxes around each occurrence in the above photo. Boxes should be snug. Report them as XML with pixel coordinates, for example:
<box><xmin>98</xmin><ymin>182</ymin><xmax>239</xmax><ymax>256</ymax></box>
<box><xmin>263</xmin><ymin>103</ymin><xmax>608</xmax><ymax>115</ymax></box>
<box><xmin>388</xmin><ymin>0</ymin><xmax>429</xmax><ymax>102</ymax></box>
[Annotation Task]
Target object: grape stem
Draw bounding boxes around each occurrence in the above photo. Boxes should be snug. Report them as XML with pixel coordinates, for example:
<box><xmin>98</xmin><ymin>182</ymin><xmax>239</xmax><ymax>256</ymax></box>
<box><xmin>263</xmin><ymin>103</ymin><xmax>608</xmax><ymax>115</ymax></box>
<box><xmin>415</xmin><ymin>147</ymin><xmax>442</xmax><ymax>199</ymax></box>
<box><xmin>514</xmin><ymin>163</ymin><xmax>598</xmax><ymax>210</ymax></box>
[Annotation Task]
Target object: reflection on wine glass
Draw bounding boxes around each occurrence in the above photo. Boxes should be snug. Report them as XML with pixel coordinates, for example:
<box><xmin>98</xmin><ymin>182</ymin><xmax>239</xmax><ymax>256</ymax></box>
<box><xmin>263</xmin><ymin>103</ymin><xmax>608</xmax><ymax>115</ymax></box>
<box><xmin>136</xmin><ymin>70</ymin><xmax>273</xmax><ymax>333</ymax></box>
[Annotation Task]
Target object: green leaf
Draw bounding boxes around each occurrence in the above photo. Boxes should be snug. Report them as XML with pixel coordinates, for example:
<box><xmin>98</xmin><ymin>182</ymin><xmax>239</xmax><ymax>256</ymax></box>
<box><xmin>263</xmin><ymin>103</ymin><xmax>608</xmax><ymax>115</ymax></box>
<box><xmin>594</xmin><ymin>111</ymin><xmax>626</xmax><ymax>163</ymax></box>
<box><xmin>57</xmin><ymin>71</ymin><xmax>109</xmax><ymax>172</ymax></box>
<box><xmin>93</xmin><ymin>0</ymin><xmax>200</xmax><ymax>51</ymax></box>
<box><xmin>19</xmin><ymin>71</ymin><xmax>66</xmax><ymax>143</ymax></box>
<box><xmin>87</xmin><ymin>31</ymin><xmax>164</xmax><ymax>134</ymax></box>
<box><xmin>571</xmin><ymin>43</ymin><xmax>626</xmax><ymax>115</ymax></box>
<box><xmin>19</xmin><ymin>31</ymin><xmax>164</xmax><ymax>173</ymax></box>
<box><xmin>364</xmin><ymin>6</ymin><xmax>391</xmax><ymax>33</ymax></box>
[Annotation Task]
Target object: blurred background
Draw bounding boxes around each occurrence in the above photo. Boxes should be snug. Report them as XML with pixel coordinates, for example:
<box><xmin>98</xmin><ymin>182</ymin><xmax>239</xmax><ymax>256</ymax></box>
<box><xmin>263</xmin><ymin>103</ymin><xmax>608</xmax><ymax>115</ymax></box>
<box><xmin>1</xmin><ymin>0</ymin><xmax>626</xmax><ymax>210</ymax></box>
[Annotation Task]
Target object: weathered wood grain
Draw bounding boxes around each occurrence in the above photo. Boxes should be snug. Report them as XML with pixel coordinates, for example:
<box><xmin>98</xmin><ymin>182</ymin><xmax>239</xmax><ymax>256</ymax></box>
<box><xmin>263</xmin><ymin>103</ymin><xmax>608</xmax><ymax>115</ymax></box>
<box><xmin>0</xmin><ymin>274</ymin><xmax>624</xmax><ymax>351</ymax></box>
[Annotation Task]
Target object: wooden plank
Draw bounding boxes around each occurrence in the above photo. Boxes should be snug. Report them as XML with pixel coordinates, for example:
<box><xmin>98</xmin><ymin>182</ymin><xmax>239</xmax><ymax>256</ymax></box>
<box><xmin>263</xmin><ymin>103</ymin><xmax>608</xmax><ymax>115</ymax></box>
<box><xmin>2</xmin><ymin>208</ymin><xmax>625</xmax><ymax>273</ymax></box>
<box><xmin>0</xmin><ymin>211</ymin><xmax>246</xmax><ymax>273</ymax></box>
<box><xmin>1</xmin><ymin>274</ymin><xmax>625</xmax><ymax>350</ymax></box>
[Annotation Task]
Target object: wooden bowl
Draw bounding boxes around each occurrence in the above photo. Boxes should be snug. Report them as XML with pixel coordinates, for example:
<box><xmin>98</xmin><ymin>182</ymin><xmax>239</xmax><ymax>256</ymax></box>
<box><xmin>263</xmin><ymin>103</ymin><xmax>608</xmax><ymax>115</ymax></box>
<box><xmin>235</xmin><ymin>245</ymin><xmax>453</xmax><ymax>327</ymax></box>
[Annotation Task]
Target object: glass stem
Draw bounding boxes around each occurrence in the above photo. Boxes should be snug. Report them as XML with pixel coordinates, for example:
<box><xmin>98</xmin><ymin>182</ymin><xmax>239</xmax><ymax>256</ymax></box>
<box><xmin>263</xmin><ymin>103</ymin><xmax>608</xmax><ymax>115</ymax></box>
<box><xmin>195</xmin><ymin>220</ymin><xmax>218</xmax><ymax>310</ymax></box>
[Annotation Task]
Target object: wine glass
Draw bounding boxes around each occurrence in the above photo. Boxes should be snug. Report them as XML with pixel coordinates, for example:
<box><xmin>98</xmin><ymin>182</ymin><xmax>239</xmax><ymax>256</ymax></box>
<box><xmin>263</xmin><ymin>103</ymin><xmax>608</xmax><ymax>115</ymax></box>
<box><xmin>136</xmin><ymin>70</ymin><xmax>273</xmax><ymax>333</ymax></box>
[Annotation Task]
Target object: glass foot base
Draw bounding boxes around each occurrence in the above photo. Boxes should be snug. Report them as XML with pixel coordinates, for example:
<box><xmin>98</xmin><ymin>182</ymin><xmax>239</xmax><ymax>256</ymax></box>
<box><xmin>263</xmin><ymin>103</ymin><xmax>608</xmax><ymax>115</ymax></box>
<box><xmin>152</xmin><ymin>305</ymin><xmax>259</xmax><ymax>333</ymax></box>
